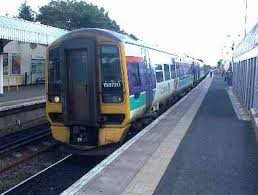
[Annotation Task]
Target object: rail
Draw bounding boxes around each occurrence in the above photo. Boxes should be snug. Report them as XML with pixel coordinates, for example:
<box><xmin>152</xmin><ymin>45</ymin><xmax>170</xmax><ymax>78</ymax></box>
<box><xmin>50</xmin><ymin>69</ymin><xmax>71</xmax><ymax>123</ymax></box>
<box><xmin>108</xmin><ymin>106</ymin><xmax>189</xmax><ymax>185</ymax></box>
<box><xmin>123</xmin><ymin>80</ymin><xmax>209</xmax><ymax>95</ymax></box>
<box><xmin>0</xmin><ymin>123</ymin><xmax>50</xmax><ymax>154</ymax></box>
<box><xmin>0</xmin><ymin>123</ymin><xmax>55</xmax><ymax>174</ymax></box>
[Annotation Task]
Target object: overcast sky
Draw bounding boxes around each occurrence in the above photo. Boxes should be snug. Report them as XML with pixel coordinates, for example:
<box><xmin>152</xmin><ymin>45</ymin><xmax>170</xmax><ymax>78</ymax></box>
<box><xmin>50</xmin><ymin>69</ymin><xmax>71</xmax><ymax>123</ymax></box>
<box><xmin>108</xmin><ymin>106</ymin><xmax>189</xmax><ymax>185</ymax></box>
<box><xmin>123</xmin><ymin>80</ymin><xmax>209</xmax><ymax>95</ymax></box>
<box><xmin>1</xmin><ymin>0</ymin><xmax>258</xmax><ymax>65</ymax></box>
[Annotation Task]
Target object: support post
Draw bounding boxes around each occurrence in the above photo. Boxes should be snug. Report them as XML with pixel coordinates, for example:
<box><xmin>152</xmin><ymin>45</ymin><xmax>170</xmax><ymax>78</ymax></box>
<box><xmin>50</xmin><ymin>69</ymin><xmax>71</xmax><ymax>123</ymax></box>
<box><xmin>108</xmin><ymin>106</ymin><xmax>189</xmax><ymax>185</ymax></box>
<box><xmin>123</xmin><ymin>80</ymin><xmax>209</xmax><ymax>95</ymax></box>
<box><xmin>0</xmin><ymin>53</ymin><xmax>3</xmax><ymax>95</ymax></box>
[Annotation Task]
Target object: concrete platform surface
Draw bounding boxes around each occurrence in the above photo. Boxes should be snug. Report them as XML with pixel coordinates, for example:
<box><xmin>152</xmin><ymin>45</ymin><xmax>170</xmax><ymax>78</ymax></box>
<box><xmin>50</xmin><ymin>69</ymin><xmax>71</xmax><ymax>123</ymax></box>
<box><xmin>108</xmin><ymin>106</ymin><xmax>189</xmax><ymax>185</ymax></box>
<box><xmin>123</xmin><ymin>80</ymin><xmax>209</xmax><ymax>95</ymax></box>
<box><xmin>0</xmin><ymin>84</ymin><xmax>45</xmax><ymax>110</ymax></box>
<box><xmin>62</xmin><ymin>76</ymin><xmax>212</xmax><ymax>195</ymax></box>
<box><xmin>154</xmin><ymin>75</ymin><xmax>258</xmax><ymax>195</ymax></box>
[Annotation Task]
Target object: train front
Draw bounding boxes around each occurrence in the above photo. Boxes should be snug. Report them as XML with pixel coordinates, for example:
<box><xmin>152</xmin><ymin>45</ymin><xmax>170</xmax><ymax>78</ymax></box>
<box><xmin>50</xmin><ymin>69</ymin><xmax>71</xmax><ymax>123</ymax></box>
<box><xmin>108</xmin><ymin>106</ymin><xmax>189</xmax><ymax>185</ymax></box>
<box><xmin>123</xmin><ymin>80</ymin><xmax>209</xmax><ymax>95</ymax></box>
<box><xmin>46</xmin><ymin>29</ymin><xmax>130</xmax><ymax>150</ymax></box>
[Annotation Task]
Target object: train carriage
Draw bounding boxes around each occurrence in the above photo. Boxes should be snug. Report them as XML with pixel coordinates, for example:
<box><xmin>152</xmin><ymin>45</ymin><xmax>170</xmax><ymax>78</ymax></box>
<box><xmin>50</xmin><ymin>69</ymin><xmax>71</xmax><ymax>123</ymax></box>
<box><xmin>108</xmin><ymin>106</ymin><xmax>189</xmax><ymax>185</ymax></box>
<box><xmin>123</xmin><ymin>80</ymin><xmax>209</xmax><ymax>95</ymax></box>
<box><xmin>46</xmin><ymin>28</ymin><xmax>207</xmax><ymax>152</ymax></box>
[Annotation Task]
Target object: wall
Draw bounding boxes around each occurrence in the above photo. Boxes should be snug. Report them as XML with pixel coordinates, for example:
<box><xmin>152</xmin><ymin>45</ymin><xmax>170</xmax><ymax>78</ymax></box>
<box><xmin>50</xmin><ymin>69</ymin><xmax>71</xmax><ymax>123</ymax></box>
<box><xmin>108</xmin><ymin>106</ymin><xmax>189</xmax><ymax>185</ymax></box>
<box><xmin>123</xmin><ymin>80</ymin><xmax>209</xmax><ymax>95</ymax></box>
<box><xmin>0</xmin><ymin>107</ymin><xmax>46</xmax><ymax>136</ymax></box>
<box><xmin>3</xmin><ymin>41</ymin><xmax>47</xmax><ymax>86</ymax></box>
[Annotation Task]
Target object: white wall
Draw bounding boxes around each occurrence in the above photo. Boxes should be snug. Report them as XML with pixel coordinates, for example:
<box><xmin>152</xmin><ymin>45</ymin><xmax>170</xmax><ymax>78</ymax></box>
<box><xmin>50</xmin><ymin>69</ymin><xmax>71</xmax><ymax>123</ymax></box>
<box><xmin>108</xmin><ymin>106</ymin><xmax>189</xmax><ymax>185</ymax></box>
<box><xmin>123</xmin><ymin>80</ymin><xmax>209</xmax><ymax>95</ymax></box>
<box><xmin>3</xmin><ymin>41</ymin><xmax>47</xmax><ymax>86</ymax></box>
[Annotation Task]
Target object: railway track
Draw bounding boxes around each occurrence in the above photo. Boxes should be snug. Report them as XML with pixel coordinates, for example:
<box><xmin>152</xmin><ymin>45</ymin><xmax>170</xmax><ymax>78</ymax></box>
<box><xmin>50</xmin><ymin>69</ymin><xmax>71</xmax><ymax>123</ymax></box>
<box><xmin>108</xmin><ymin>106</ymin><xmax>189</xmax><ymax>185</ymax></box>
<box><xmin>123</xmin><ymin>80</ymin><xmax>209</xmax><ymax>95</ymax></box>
<box><xmin>0</xmin><ymin>123</ymin><xmax>50</xmax><ymax>153</ymax></box>
<box><xmin>0</xmin><ymin>124</ymin><xmax>56</xmax><ymax>174</ymax></box>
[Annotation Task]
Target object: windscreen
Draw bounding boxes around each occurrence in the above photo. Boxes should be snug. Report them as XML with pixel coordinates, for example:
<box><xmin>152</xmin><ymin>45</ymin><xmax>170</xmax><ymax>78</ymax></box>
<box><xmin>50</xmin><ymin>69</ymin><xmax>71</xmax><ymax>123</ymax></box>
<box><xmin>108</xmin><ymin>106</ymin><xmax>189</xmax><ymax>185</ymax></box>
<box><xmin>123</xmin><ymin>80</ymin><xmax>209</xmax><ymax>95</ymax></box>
<box><xmin>100</xmin><ymin>44</ymin><xmax>123</xmax><ymax>103</ymax></box>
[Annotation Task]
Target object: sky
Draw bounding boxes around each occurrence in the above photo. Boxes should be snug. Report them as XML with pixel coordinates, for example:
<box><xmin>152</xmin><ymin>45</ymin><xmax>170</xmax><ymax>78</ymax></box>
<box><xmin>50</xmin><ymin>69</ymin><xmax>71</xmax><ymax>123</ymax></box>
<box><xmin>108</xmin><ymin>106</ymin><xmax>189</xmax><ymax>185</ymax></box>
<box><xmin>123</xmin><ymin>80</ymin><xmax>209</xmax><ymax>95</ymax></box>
<box><xmin>1</xmin><ymin>0</ymin><xmax>258</xmax><ymax>65</ymax></box>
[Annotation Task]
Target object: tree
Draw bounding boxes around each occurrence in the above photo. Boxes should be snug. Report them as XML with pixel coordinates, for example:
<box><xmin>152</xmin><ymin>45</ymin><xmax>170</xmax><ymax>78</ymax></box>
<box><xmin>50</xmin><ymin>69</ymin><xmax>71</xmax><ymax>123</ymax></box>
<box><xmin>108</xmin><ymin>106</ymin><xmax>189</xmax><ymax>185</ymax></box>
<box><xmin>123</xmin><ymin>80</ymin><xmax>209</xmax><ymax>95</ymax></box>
<box><xmin>129</xmin><ymin>34</ymin><xmax>138</xmax><ymax>40</ymax></box>
<box><xmin>36</xmin><ymin>0</ymin><xmax>122</xmax><ymax>32</ymax></box>
<box><xmin>18</xmin><ymin>1</ymin><xmax>35</xmax><ymax>21</ymax></box>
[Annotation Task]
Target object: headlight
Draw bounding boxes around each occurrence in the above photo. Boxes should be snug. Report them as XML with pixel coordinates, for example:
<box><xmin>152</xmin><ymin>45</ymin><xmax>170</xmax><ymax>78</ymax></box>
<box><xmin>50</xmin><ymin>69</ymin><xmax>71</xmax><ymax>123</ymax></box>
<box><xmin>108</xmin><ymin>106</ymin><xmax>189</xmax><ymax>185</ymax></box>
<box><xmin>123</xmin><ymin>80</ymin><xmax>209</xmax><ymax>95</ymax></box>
<box><xmin>54</xmin><ymin>96</ymin><xmax>60</xmax><ymax>103</ymax></box>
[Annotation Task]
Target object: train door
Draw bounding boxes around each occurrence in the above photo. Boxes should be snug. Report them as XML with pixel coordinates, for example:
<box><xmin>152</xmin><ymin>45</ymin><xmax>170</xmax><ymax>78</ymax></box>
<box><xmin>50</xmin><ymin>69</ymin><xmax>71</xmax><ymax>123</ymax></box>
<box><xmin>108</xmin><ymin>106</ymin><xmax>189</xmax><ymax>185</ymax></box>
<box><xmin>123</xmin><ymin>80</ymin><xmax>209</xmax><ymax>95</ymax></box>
<box><xmin>142</xmin><ymin>48</ymin><xmax>155</xmax><ymax>111</ymax></box>
<box><xmin>171</xmin><ymin>58</ymin><xmax>178</xmax><ymax>90</ymax></box>
<box><xmin>67</xmin><ymin>49</ymin><xmax>90</xmax><ymax>121</ymax></box>
<box><xmin>63</xmin><ymin>39</ymin><xmax>98</xmax><ymax>127</ymax></box>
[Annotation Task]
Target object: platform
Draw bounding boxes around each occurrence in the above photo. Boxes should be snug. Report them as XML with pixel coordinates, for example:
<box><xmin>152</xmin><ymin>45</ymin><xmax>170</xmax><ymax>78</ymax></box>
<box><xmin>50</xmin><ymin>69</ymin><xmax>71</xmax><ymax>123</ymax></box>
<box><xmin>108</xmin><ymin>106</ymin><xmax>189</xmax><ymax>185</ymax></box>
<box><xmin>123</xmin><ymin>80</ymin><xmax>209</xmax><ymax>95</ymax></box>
<box><xmin>0</xmin><ymin>84</ymin><xmax>45</xmax><ymax>111</ymax></box>
<box><xmin>62</xmin><ymin>75</ymin><xmax>258</xmax><ymax>195</ymax></box>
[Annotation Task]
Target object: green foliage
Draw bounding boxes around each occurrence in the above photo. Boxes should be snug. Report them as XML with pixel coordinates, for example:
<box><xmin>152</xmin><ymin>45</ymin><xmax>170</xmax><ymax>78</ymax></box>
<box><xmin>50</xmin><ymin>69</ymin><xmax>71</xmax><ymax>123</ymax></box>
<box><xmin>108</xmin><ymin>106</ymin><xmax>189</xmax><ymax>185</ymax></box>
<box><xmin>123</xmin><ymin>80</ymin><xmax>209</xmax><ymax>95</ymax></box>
<box><xmin>36</xmin><ymin>0</ymin><xmax>121</xmax><ymax>32</ymax></box>
<box><xmin>128</xmin><ymin>34</ymin><xmax>138</xmax><ymax>40</ymax></box>
<box><xmin>18</xmin><ymin>1</ymin><xmax>35</xmax><ymax>21</ymax></box>
<box><xmin>16</xmin><ymin>0</ymin><xmax>138</xmax><ymax>39</ymax></box>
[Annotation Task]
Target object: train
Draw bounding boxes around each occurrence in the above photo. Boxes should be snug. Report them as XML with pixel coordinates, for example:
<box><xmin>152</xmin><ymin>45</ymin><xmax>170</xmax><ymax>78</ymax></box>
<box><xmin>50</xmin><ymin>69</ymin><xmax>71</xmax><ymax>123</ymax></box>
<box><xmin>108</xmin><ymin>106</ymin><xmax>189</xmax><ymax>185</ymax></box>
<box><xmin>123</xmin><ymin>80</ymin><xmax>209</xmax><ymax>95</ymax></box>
<box><xmin>46</xmin><ymin>28</ymin><xmax>209</xmax><ymax>152</ymax></box>
<box><xmin>233</xmin><ymin>23</ymin><xmax>258</xmax><ymax>112</ymax></box>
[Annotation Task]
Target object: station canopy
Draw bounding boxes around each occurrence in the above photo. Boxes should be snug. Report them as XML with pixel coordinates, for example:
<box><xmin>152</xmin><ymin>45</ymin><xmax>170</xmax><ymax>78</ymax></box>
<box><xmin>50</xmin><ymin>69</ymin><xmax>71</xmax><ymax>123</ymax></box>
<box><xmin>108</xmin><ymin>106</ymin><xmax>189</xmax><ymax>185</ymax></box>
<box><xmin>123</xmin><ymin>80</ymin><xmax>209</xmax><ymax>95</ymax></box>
<box><xmin>0</xmin><ymin>16</ymin><xmax>68</xmax><ymax>45</ymax></box>
<box><xmin>234</xmin><ymin>23</ymin><xmax>258</xmax><ymax>58</ymax></box>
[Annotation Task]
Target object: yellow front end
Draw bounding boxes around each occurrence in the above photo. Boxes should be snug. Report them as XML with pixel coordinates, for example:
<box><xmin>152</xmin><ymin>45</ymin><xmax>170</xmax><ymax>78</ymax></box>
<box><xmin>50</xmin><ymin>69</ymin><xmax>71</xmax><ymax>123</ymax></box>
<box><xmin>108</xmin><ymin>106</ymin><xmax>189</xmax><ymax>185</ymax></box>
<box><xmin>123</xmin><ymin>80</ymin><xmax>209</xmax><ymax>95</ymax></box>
<box><xmin>46</xmin><ymin>32</ymin><xmax>131</xmax><ymax>148</ymax></box>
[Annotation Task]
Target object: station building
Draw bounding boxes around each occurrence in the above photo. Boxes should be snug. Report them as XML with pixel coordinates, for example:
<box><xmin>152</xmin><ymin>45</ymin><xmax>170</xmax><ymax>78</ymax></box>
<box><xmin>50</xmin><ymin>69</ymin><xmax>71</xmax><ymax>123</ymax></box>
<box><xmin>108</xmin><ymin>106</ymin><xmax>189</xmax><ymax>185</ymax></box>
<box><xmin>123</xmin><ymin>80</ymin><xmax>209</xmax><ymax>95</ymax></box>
<box><xmin>2</xmin><ymin>41</ymin><xmax>47</xmax><ymax>86</ymax></box>
<box><xmin>0</xmin><ymin>16</ymin><xmax>68</xmax><ymax>95</ymax></box>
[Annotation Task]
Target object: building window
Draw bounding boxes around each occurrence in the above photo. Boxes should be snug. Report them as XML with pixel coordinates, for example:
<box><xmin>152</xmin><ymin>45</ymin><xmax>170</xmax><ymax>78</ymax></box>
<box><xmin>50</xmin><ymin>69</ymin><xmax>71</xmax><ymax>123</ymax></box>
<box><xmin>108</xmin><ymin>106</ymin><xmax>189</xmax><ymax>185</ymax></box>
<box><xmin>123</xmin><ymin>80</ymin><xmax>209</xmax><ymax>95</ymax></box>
<box><xmin>131</xmin><ymin>63</ymin><xmax>141</xmax><ymax>86</ymax></box>
<box><xmin>31</xmin><ymin>56</ymin><xmax>46</xmax><ymax>83</ymax></box>
<box><xmin>12</xmin><ymin>54</ymin><xmax>21</xmax><ymax>75</ymax></box>
<box><xmin>155</xmin><ymin>64</ymin><xmax>164</xmax><ymax>83</ymax></box>
<box><xmin>3</xmin><ymin>53</ymin><xmax>8</xmax><ymax>75</ymax></box>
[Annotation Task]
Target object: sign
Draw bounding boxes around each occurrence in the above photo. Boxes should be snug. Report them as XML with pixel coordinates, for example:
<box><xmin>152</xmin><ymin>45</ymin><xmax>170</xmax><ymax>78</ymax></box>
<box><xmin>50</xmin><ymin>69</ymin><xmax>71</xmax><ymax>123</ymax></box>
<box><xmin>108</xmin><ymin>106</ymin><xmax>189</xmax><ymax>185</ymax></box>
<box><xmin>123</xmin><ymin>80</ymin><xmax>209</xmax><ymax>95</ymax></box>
<box><xmin>12</xmin><ymin>54</ymin><xmax>21</xmax><ymax>75</ymax></box>
<box><xmin>31</xmin><ymin>55</ymin><xmax>46</xmax><ymax>83</ymax></box>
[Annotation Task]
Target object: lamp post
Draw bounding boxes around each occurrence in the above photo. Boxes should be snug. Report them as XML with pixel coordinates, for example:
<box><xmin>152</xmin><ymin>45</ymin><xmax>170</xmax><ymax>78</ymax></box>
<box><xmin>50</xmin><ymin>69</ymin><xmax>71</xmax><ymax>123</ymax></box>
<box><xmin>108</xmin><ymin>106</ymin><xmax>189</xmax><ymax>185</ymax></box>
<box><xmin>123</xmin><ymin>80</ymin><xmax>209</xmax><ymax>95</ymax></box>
<box><xmin>244</xmin><ymin>0</ymin><xmax>248</xmax><ymax>36</ymax></box>
<box><xmin>0</xmin><ymin>40</ymin><xmax>4</xmax><ymax>96</ymax></box>
<box><xmin>221</xmin><ymin>34</ymin><xmax>240</xmax><ymax>75</ymax></box>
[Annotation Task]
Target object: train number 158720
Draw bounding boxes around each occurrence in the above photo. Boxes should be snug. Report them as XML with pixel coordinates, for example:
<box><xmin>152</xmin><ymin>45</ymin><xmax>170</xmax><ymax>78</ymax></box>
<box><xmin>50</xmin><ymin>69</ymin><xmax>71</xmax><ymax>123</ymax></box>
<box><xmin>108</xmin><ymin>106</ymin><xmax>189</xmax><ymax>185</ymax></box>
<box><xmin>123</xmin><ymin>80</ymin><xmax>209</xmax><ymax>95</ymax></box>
<box><xmin>103</xmin><ymin>82</ymin><xmax>121</xmax><ymax>88</ymax></box>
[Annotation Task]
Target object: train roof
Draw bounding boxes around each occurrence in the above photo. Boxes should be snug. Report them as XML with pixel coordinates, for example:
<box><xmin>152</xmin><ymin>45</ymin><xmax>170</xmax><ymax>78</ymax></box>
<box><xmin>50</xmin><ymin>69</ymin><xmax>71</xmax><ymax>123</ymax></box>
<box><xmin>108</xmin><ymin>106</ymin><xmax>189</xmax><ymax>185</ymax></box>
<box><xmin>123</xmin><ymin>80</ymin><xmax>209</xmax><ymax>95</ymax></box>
<box><xmin>81</xmin><ymin>28</ymin><xmax>138</xmax><ymax>44</ymax></box>
<box><xmin>53</xmin><ymin>28</ymin><xmax>204</xmax><ymax>64</ymax></box>
<box><xmin>64</xmin><ymin>28</ymin><xmax>178</xmax><ymax>56</ymax></box>
<box><xmin>233</xmin><ymin>23</ymin><xmax>258</xmax><ymax>58</ymax></box>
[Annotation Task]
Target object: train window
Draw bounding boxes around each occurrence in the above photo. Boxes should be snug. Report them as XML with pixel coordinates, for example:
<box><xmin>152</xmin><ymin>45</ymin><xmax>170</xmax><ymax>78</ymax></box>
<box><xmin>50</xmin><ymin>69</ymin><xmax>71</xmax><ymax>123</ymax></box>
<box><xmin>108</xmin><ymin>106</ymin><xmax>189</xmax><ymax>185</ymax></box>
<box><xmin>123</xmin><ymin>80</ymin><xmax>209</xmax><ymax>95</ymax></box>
<box><xmin>184</xmin><ymin>65</ymin><xmax>191</xmax><ymax>76</ymax></box>
<box><xmin>155</xmin><ymin>64</ymin><xmax>164</xmax><ymax>83</ymax></box>
<box><xmin>131</xmin><ymin>63</ymin><xmax>141</xmax><ymax>86</ymax></box>
<box><xmin>68</xmin><ymin>49</ymin><xmax>88</xmax><ymax>81</ymax></box>
<box><xmin>170</xmin><ymin>64</ymin><xmax>176</xmax><ymax>79</ymax></box>
<box><xmin>179</xmin><ymin>66</ymin><xmax>184</xmax><ymax>78</ymax></box>
<box><xmin>48</xmin><ymin>47</ymin><xmax>61</xmax><ymax>102</ymax></box>
<box><xmin>100</xmin><ymin>45</ymin><xmax>121</xmax><ymax>82</ymax></box>
<box><xmin>164</xmin><ymin>64</ymin><xmax>170</xmax><ymax>80</ymax></box>
<box><xmin>176</xmin><ymin>64</ymin><xmax>180</xmax><ymax>77</ymax></box>
<box><xmin>100</xmin><ymin>44</ymin><xmax>123</xmax><ymax>103</ymax></box>
<box><xmin>49</xmin><ymin>48</ymin><xmax>60</xmax><ymax>81</ymax></box>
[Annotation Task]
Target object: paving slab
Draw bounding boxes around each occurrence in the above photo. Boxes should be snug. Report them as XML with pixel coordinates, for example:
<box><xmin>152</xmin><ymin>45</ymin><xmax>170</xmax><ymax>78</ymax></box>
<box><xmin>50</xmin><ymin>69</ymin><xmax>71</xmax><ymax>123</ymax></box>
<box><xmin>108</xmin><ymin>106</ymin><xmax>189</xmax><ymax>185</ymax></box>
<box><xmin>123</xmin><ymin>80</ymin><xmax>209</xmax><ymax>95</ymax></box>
<box><xmin>0</xmin><ymin>84</ymin><xmax>45</xmax><ymax>110</ymax></box>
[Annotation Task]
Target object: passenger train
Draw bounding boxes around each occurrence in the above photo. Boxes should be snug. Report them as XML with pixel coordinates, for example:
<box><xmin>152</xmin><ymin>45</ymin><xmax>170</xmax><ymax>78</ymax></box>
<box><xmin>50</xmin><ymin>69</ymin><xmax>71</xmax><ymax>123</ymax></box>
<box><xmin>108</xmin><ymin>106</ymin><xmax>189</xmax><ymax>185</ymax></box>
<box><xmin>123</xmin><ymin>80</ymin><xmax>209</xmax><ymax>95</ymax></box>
<box><xmin>233</xmin><ymin>23</ymin><xmax>258</xmax><ymax>112</ymax></box>
<box><xmin>46</xmin><ymin>28</ymin><xmax>208</xmax><ymax>151</ymax></box>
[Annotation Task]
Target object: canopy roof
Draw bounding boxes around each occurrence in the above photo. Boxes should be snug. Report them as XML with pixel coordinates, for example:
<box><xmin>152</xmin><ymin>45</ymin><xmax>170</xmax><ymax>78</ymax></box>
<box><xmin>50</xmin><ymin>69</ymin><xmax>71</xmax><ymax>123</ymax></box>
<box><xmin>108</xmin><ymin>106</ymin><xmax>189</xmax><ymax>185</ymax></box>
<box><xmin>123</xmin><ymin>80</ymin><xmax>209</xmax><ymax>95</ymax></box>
<box><xmin>234</xmin><ymin>23</ymin><xmax>258</xmax><ymax>58</ymax></box>
<box><xmin>0</xmin><ymin>16</ymin><xmax>68</xmax><ymax>45</ymax></box>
